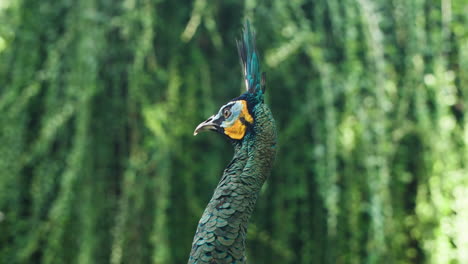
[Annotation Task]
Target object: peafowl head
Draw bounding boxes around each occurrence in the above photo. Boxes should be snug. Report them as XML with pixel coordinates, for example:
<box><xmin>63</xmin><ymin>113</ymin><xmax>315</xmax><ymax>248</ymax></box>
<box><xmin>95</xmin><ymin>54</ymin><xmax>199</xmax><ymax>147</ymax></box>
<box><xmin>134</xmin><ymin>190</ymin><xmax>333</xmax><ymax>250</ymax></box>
<box><xmin>194</xmin><ymin>21</ymin><xmax>266</xmax><ymax>141</ymax></box>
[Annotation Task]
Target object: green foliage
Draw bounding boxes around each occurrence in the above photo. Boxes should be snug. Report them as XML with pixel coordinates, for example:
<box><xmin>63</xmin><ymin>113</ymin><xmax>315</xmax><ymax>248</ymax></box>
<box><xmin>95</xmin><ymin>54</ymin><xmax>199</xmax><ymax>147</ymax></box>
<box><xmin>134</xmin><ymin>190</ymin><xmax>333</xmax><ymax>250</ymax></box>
<box><xmin>1</xmin><ymin>0</ymin><xmax>467</xmax><ymax>263</ymax></box>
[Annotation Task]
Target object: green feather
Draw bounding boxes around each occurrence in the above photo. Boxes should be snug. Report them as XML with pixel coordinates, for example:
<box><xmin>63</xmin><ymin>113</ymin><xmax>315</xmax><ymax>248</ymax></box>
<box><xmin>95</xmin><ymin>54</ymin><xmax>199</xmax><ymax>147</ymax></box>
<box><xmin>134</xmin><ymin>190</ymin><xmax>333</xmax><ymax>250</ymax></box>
<box><xmin>236</xmin><ymin>20</ymin><xmax>265</xmax><ymax>100</ymax></box>
<box><xmin>188</xmin><ymin>21</ymin><xmax>277</xmax><ymax>264</ymax></box>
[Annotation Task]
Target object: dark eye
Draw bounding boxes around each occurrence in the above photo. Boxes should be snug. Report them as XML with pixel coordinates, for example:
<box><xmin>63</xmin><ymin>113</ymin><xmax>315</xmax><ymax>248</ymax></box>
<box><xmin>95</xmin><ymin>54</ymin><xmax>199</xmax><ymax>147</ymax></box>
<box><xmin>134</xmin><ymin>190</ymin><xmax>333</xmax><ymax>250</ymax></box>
<box><xmin>223</xmin><ymin>108</ymin><xmax>231</xmax><ymax>118</ymax></box>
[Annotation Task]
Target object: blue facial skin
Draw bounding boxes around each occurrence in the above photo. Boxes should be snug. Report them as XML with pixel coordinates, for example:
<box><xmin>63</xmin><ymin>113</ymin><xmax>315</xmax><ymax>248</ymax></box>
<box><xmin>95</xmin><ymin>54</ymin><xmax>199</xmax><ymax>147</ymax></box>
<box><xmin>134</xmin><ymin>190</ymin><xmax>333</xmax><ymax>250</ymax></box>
<box><xmin>219</xmin><ymin>101</ymin><xmax>243</xmax><ymax>129</ymax></box>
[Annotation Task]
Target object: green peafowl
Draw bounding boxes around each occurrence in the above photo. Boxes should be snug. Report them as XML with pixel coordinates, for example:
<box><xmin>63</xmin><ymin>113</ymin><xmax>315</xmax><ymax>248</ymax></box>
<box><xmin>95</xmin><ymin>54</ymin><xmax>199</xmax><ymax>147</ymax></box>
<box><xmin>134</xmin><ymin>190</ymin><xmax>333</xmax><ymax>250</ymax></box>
<box><xmin>189</xmin><ymin>21</ymin><xmax>277</xmax><ymax>264</ymax></box>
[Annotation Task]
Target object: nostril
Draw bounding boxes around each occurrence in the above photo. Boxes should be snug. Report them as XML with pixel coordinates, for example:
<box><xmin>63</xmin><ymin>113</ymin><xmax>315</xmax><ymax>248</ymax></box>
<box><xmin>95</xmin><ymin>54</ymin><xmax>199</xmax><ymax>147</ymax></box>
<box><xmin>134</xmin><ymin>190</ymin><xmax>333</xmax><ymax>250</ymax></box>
<box><xmin>206</xmin><ymin>117</ymin><xmax>213</xmax><ymax>122</ymax></box>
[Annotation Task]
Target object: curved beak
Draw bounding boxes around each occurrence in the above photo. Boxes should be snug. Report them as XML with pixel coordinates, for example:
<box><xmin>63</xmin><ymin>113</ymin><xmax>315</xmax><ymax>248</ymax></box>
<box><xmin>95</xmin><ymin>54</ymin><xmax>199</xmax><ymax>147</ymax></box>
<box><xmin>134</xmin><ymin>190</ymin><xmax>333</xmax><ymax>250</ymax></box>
<box><xmin>193</xmin><ymin>115</ymin><xmax>221</xmax><ymax>136</ymax></box>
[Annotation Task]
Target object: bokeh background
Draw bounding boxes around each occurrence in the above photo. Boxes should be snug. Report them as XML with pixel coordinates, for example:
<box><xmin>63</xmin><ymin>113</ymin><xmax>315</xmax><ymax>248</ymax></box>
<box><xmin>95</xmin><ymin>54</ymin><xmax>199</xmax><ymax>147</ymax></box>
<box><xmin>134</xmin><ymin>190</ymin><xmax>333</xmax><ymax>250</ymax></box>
<box><xmin>1</xmin><ymin>0</ymin><xmax>468</xmax><ymax>263</ymax></box>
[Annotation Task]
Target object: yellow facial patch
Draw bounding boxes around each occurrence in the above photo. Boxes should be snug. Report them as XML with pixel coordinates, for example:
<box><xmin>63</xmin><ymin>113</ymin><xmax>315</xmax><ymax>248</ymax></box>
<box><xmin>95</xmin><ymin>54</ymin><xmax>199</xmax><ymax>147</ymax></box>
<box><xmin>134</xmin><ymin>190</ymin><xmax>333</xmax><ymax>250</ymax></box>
<box><xmin>224</xmin><ymin>119</ymin><xmax>247</xmax><ymax>139</ymax></box>
<box><xmin>224</xmin><ymin>100</ymin><xmax>253</xmax><ymax>140</ymax></box>
<box><xmin>240</xmin><ymin>100</ymin><xmax>253</xmax><ymax>123</ymax></box>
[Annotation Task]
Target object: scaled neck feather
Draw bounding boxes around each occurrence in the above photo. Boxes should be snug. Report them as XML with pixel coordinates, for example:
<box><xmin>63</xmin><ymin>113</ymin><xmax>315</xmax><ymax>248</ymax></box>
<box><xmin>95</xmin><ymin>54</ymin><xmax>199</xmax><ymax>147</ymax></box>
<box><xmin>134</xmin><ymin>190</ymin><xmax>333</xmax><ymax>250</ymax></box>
<box><xmin>188</xmin><ymin>104</ymin><xmax>276</xmax><ymax>264</ymax></box>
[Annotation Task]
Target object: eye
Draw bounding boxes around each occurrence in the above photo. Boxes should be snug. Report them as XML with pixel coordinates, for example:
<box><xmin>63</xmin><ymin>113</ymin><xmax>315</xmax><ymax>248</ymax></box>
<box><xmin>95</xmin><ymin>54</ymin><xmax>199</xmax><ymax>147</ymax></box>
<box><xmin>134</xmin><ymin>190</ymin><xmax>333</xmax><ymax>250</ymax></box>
<box><xmin>223</xmin><ymin>108</ymin><xmax>231</xmax><ymax>118</ymax></box>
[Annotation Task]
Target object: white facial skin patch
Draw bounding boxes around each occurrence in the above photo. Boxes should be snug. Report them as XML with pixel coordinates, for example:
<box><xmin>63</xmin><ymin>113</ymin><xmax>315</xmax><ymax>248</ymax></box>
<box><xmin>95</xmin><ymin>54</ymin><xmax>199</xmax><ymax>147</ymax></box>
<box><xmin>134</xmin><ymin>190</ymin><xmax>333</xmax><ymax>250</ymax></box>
<box><xmin>221</xmin><ymin>101</ymin><xmax>243</xmax><ymax>128</ymax></box>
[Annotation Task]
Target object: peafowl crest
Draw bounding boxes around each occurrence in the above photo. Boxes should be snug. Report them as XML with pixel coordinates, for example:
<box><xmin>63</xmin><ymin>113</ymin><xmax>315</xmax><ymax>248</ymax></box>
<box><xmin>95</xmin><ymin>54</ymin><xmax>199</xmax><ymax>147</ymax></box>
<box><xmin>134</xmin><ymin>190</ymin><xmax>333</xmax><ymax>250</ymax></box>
<box><xmin>189</xmin><ymin>21</ymin><xmax>277</xmax><ymax>264</ymax></box>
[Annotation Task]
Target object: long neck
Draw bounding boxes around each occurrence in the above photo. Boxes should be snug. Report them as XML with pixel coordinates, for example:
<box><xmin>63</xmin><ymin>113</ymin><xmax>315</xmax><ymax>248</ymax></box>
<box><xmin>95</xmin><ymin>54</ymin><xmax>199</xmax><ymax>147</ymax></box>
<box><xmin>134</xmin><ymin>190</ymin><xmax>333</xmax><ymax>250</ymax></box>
<box><xmin>188</xmin><ymin>104</ymin><xmax>276</xmax><ymax>264</ymax></box>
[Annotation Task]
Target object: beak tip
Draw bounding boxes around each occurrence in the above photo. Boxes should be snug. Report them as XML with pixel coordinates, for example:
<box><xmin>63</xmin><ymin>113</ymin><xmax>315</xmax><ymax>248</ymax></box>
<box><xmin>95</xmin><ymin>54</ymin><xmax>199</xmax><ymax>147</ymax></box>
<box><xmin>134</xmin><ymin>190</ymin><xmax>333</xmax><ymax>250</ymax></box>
<box><xmin>193</xmin><ymin>115</ymin><xmax>218</xmax><ymax>136</ymax></box>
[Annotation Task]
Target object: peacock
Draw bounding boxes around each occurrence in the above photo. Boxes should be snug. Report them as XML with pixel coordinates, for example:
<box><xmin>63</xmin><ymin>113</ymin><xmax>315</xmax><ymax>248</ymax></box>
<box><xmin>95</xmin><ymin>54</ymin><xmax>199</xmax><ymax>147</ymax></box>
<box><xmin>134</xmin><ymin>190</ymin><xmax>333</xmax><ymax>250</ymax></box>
<box><xmin>189</xmin><ymin>21</ymin><xmax>277</xmax><ymax>264</ymax></box>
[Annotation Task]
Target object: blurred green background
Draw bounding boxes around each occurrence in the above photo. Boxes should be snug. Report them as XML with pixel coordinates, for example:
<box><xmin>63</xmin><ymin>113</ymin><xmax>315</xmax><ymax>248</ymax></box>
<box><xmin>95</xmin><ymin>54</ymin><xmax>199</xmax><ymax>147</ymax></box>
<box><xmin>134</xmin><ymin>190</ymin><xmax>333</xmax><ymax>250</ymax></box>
<box><xmin>1</xmin><ymin>0</ymin><xmax>467</xmax><ymax>263</ymax></box>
